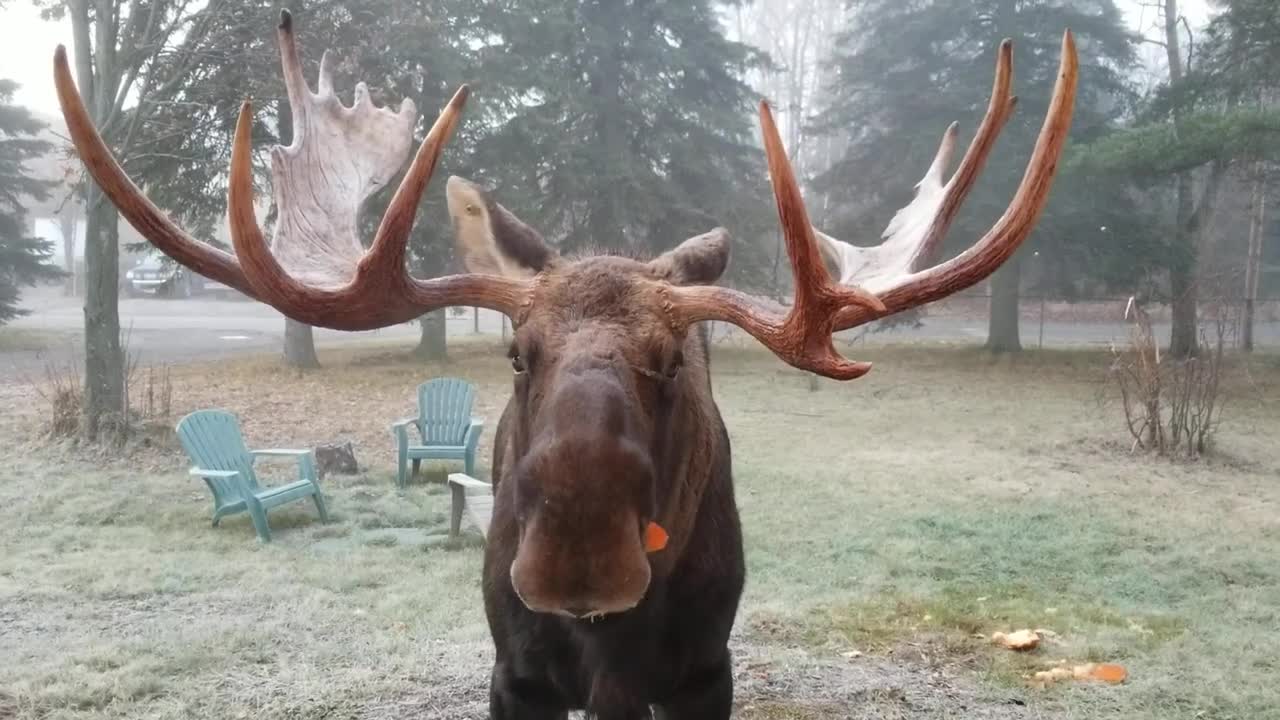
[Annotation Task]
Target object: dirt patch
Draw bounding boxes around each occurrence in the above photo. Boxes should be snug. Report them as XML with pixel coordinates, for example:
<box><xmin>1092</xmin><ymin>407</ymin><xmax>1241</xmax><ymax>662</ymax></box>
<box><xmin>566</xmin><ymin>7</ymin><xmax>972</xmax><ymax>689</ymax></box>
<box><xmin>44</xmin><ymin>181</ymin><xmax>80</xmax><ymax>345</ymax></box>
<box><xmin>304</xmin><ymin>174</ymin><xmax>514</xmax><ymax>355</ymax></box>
<box><xmin>343</xmin><ymin>641</ymin><xmax>1037</xmax><ymax>720</ymax></box>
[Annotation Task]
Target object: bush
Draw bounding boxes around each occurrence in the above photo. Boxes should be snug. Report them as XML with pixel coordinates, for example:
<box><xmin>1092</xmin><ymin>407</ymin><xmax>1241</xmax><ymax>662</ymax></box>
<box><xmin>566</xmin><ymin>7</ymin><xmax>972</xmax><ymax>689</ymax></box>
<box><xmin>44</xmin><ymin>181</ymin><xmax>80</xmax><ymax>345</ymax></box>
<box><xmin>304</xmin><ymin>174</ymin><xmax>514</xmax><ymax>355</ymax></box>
<box><xmin>1109</xmin><ymin>297</ymin><xmax>1229</xmax><ymax>458</ymax></box>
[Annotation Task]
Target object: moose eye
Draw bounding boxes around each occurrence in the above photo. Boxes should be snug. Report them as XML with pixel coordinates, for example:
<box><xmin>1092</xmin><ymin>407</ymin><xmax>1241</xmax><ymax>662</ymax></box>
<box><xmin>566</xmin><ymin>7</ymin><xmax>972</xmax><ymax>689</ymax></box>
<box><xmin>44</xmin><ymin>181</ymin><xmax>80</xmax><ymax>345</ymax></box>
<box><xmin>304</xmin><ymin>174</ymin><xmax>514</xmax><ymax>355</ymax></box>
<box><xmin>465</xmin><ymin>203</ymin><xmax>481</xmax><ymax>216</ymax></box>
<box><xmin>511</xmin><ymin>353</ymin><xmax>526</xmax><ymax>374</ymax></box>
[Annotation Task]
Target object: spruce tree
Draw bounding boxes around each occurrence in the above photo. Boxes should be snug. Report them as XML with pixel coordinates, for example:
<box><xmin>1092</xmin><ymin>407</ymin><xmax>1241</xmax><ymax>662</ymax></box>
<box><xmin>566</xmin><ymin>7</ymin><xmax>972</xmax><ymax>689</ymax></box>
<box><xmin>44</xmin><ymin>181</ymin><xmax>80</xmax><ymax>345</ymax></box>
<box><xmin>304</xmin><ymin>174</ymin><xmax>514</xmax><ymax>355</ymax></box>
<box><xmin>0</xmin><ymin>79</ymin><xmax>63</xmax><ymax>326</ymax></box>
<box><xmin>815</xmin><ymin>0</ymin><xmax>1136</xmax><ymax>351</ymax></box>
<box><xmin>472</xmin><ymin>0</ymin><xmax>775</xmax><ymax>284</ymax></box>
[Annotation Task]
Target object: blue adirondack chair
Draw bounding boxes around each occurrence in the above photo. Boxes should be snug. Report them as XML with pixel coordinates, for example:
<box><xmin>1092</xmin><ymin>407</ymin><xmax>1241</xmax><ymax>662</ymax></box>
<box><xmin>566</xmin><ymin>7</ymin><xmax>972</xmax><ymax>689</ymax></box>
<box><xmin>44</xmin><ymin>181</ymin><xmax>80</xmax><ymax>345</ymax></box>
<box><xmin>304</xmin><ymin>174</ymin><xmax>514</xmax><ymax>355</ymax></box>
<box><xmin>176</xmin><ymin>409</ymin><xmax>330</xmax><ymax>542</ymax></box>
<box><xmin>392</xmin><ymin>378</ymin><xmax>484</xmax><ymax>489</ymax></box>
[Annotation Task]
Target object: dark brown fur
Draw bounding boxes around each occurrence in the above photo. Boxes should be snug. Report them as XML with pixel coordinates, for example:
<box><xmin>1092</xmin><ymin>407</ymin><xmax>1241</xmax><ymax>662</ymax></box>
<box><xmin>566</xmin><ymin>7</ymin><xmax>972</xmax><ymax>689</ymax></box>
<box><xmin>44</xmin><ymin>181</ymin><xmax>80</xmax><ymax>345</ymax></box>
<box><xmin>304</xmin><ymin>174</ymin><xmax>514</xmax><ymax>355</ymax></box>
<box><xmin>477</xmin><ymin>247</ymin><xmax>744</xmax><ymax>718</ymax></box>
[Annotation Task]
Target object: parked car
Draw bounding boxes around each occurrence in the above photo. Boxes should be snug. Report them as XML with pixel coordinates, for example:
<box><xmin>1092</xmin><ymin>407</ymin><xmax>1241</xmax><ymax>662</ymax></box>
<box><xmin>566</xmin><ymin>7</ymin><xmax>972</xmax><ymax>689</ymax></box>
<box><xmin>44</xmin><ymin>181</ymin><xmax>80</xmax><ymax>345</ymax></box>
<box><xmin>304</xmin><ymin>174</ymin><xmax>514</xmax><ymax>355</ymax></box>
<box><xmin>123</xmin><ymin>254</ymin><xmax>235</xmax><ymax>298</ymax></box>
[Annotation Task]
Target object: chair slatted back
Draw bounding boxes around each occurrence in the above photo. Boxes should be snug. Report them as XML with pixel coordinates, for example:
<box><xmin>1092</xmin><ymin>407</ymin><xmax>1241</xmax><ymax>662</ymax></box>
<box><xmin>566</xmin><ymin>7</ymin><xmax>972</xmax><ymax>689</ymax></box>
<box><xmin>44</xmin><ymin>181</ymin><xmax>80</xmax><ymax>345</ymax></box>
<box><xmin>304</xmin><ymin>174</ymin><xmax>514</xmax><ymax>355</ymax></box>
<box><xmin>417</xmin><ymin>378</ymin><xmax>475</xmax><ymax>445</ymax></box>
<box><xmin>176</xmin><ymin>410</ymin><xmax>259</xmax><ymax>502</ymax></box>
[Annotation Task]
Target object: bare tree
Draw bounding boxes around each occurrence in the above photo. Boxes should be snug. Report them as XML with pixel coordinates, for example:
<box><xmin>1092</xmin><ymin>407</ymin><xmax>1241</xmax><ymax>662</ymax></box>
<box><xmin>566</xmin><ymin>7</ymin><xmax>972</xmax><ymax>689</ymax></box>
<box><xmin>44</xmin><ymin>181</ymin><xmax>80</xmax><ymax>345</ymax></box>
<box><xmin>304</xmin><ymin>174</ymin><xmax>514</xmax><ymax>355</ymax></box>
<box><xmin>50</xmin><ymin>0</ymin><xmax>227</xmax><ymax>439</ymax></box>
<box><xmin>731</xmin><ymin>0</ymin><xmax>850</xmax><ymax>292</ymax></box>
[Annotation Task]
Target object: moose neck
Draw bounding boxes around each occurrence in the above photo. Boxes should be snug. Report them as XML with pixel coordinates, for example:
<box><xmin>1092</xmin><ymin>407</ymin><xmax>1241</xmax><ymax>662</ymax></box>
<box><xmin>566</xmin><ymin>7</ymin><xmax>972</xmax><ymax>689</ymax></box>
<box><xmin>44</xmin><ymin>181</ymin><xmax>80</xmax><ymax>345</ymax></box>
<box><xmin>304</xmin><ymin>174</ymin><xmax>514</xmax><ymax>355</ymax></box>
<box><xmin>648</xmin><ymin>326</ymin><xmax>723</xmax><ymax>576</ymax></box>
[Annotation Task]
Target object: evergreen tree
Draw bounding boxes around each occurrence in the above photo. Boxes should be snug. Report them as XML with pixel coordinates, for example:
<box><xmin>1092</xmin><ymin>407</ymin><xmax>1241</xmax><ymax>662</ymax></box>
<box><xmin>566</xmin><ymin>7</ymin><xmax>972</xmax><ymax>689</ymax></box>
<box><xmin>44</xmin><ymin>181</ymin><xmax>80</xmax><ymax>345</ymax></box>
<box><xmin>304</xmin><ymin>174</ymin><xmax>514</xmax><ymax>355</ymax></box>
<box><xmin>1073</xmin><ymin>0</ymin><xmax>1280</xmax><ymax>355</ymax></box>
<box><xmin>815</xmin><ymin>0</ymin><xmax>1136</xmax><ymax>351</ymax></box>
<box><xmin>127</xmin><ymin>0</ymin><xmax>488</xmax><ymax>362</ymax></box>
<box><xmin>473</xmin><ymin>0</ymin><xmax>775</xmax><ymax>285</ymax></box>
<box><xmin>0</xmin><ymin>79</ymin><xmax>63</xmax><ymax>326</ymax></box>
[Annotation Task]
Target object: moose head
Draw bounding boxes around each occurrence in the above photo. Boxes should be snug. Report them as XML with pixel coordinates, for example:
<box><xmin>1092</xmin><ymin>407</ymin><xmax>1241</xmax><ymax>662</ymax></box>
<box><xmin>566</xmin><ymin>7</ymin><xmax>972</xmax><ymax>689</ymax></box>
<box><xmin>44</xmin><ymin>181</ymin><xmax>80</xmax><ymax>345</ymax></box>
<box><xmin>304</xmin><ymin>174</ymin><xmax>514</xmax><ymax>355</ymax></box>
<box><xmin>54</xmin><ymin>12</ymin><xmax>1077</xmax><ymax>621</ymax></box>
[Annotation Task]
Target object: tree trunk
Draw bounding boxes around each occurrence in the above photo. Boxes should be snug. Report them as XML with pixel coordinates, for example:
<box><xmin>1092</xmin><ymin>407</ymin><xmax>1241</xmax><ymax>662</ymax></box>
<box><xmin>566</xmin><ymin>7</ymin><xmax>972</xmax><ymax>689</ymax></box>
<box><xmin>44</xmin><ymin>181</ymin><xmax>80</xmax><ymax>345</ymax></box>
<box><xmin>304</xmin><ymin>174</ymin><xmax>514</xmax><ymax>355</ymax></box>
<box><xmin>1162</xmin><ymin>0</ymin><xmax>1201</xmax><ymax>358</ymax></box>
<box><xmin>1243</xmin><ymin>167</ymin><xmax>1265</xmax><ymax>352</ymax></box>
<box><xmin>284</xmin><ymin>318</ymin><xmax>320</xmax><ymax>368</ymax></box>
<box><xmin>985</xmin><ymin>254</ymin><xmax>1022</xmax><ymax>353</ymax></box>
<box><xmin>1168</xmin><ymin>173</ymin><xmax>1200</xmax><ymax>358</ymax></box>
<box><xmin>1171</xmin><ymin>162</ymin><xmax>1228</xmax><ymax>357</ymax></box>
<box><xmin>82</xmin><ymin>186</ymin><xmax>124</xmax><ymax>439</ymax></box>
<box><xmin>61</xmin><ymin>212</ymin><xmax>78</xmax><ymax>296</ymax></box>
<box><xmin>414</xmin><ymin>310</ymin><xmax>447</xmax><ymax>361</ymax></box>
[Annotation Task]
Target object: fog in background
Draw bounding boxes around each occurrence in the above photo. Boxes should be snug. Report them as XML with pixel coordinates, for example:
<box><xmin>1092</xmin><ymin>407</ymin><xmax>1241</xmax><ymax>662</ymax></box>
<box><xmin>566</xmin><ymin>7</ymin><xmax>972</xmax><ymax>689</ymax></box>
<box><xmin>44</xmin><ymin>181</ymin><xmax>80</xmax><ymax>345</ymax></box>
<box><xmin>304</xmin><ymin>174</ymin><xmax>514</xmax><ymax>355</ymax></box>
<box><xmin>2</xmin><ymin>0</ymin><xmax>1275</xmax><ymax>380</ymax></box>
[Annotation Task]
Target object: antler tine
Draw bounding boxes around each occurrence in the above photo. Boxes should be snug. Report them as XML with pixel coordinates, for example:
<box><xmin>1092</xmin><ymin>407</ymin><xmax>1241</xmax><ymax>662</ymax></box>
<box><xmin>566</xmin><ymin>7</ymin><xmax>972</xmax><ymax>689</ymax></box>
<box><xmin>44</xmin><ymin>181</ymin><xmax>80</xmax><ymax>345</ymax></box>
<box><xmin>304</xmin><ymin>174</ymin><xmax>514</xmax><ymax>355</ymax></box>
<box><xmin>276</xmin><ymin>10</ymin><xmax>312</xmax><ymax>114</ymax></box>
<box><xmin>758</xmin><ymin>101</ymin><xmax>884</xmax><ymax>320</ymax></box>
<box><xmin>835</xmin><ymin>30</ymin><xmax>1078</xmax><ymax>330</ymax></box>
<box><xmin>360</xmin><ymin>85</ymin><xmax>471</xmax><ymax>281</ymax></box>
<box><xmin>908</xmin><ymin>39</ymin><xmax>1018</xmax><ymax>271</ymax></box>
<box><xmin>52</xmin><ymin>46</ymin><xmax>260</xmax><ymax>300</ymax></box>
<box><xmin>815</xmin><ymin>39</ymin><xmax>1017</xmax><ymax>295</ymax></box>
<box><xmin>666</xmin><ymin>102</ymin><xmax>886</xmax><ymax>381</ymax></box>
<box><xmin>55</xmin><ymin>12</ymin><xmax>530</xmax><ymax>332</ymax></box>
<box><xmin>227</xmin><ymin>99</ymin><xmax>304</xmax><ymax>302</ymax></box>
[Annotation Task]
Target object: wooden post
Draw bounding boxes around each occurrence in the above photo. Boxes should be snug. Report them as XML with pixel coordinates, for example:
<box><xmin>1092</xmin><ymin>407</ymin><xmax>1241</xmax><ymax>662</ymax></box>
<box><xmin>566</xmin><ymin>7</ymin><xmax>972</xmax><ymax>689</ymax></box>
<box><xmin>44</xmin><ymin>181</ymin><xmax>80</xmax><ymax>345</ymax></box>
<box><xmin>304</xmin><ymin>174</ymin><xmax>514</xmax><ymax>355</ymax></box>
<box><xmin>1038</xmin><ymin>293</ymin><xmax>1046</xmax><ymax>350</ymax></box>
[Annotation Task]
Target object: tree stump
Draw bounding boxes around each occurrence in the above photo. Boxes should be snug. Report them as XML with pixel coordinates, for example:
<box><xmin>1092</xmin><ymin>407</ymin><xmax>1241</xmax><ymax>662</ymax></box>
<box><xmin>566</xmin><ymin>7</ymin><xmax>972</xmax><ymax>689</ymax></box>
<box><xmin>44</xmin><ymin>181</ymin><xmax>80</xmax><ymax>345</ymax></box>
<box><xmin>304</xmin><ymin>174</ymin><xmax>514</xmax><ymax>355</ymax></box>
<box><xmin>314</xmin><ymin>441</ymin><xmax>359</xmax><ymax>479</ymax></box>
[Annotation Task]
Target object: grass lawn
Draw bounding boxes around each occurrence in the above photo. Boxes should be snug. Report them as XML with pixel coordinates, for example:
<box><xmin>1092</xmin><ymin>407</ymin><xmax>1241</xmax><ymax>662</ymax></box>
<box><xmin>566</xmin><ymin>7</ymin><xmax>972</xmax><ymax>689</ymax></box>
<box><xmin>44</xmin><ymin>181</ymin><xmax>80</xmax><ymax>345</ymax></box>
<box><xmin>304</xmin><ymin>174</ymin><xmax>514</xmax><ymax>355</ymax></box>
<box><xmin>1</xmin><ymin>339</ymin><xmax>1277</xmax><ymax>719</ymax></box>
<box><xmin>0</xmin><ymin>327</ymin><xmax>73</xmax><ymax>353</ymax></box>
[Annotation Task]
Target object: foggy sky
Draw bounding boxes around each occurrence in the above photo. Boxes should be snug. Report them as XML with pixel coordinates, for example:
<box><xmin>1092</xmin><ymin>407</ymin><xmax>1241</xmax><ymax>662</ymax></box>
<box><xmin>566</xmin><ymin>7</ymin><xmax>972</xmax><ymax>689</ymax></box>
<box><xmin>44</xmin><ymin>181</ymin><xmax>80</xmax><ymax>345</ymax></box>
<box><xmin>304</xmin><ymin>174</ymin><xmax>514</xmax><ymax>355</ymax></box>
<box><xmin>0</xmin><ymin>0</ymin><xmax>1216</xmax><ymax>121</ymax></box>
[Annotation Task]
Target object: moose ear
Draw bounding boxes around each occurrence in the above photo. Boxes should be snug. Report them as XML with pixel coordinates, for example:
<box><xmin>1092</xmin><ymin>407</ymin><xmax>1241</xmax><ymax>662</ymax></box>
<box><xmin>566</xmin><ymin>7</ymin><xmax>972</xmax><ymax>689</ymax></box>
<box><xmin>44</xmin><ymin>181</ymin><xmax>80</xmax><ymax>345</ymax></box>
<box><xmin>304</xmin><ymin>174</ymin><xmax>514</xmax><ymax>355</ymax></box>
<box><xmin>649</xmin><ymin>228</ymin><xmax>731</xmax><ymax>286</ymax></box>
<box><xmin>446</xmin><ymin>175</ymin><xmax>559</xmax><ymax>278</ymax></box>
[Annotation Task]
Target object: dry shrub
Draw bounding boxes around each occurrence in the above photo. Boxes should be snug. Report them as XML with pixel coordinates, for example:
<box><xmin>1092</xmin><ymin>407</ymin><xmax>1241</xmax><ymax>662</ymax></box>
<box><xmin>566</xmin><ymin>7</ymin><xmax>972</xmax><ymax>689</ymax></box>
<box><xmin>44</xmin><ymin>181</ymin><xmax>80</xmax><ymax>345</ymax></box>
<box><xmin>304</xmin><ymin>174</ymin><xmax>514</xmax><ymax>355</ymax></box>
<box><xmin>1109</xmin><ymin>297</ymin><xmax>1230</xmax><ymax>458</ymax></box>
<box><xmin>27</xmin><ymin>325</ymin><xmax>176</xmax><ymax>445</ymax></box>
<box><xmin>33</xmin><ymin>358</ymin><xmax>82</xmax><ymax>438</ymax></box>
<box><xmin>133</xmin><ymin>364</ymin><xmax>174</xmax><ymax>424</ymax></box>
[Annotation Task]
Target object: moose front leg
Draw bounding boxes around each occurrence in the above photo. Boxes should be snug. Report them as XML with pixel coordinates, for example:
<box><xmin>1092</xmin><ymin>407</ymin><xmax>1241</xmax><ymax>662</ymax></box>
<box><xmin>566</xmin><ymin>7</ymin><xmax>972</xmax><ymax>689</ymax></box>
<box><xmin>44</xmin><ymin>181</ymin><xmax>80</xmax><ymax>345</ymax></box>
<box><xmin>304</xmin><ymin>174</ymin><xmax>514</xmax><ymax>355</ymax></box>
<box><xmin>586</xmin><ymin>672</ymin><xmax>656</xmax><ymax>720</ymax></box>
<box><xmin>652</xmin><ymin>652</ymin><xmax>733</xmax><ymax>720</ymax></box>
<box><xmin>489</xmin><ymin>662</ymin><xmax>570</xmax><ymax>720</ymax></box>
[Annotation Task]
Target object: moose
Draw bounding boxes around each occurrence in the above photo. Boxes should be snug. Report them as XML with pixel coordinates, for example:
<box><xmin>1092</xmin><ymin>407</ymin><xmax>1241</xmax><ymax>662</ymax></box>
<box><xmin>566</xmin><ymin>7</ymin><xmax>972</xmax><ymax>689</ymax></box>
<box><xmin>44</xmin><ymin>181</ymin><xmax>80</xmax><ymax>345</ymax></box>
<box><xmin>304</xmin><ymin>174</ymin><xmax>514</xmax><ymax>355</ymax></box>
<box><xmin>53</xmin><ymin>12</ymin><xmax>1078</xmax><ymax>719</ymax></box>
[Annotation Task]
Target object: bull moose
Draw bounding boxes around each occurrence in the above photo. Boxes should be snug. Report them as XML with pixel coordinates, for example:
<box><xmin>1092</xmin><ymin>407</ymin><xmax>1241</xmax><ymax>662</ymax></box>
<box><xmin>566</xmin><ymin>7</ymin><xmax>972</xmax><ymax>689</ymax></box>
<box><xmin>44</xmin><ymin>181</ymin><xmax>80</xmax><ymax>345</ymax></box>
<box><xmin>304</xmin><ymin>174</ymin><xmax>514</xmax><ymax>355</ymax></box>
<box><xmin>52</xmin><ymin>11</ymin><xmax>1078</xmax><ymax>719</ymax></box>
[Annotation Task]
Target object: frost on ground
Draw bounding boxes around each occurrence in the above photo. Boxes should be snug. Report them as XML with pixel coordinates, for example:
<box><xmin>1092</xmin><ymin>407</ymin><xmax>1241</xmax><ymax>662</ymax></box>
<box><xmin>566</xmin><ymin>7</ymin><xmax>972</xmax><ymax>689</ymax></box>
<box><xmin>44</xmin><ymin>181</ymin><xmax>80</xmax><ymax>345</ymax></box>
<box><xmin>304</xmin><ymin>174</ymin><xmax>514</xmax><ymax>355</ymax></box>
<box><xmin>1</xmin><ymin>588</ymin><xmax>1034</xmax><ymax>719</ymax></box>
<box><xmin>2</xmin><ymin>344</ymin><xmax>1278</xmax><ymax>719</ymax></box>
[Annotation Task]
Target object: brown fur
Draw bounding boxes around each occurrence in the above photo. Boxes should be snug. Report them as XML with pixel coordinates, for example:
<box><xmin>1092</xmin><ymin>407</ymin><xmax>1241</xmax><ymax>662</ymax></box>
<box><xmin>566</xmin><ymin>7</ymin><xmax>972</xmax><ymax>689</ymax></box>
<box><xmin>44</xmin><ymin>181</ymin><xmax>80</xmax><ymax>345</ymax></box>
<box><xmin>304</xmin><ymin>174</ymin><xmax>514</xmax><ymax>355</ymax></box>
<box><xmin>448</xmin><ymin>180</ymin><xmax>745</xmax><ymax>719</ymax></box>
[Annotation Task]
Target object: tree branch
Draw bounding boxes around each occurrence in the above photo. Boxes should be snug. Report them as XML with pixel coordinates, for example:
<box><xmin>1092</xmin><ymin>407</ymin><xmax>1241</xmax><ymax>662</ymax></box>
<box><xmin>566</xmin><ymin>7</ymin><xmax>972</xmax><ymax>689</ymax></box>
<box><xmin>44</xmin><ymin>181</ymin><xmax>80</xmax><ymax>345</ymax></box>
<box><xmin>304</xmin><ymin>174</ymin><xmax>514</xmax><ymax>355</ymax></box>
<box><xmin>1179</xmin><ymin>15</ymin><xmax>1195</xmax><ymax>73</ymax></box>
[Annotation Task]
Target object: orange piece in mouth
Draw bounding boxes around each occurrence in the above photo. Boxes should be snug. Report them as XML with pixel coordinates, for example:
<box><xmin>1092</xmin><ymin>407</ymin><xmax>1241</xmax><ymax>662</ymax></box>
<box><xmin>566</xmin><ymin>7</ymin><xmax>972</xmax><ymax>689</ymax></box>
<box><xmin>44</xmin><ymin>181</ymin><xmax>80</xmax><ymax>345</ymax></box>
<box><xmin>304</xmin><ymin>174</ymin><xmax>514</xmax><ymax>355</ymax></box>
<box><xmin>644</xmin><ymin>521</ymin><xmax>669</xmax><ymax>553</ymax></box>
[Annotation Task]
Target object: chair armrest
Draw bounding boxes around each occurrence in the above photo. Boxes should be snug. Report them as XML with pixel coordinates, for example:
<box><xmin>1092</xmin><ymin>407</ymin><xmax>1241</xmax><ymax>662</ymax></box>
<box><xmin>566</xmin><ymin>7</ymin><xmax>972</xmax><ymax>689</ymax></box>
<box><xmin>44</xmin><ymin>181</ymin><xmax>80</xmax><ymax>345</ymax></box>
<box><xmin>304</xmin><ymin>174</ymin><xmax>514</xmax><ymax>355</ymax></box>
<box><xmin>391</xmin><ymin>416</ymin><xmax>421</xmax><ymax>444</ymax></box>
<box><xmin>463</xmin><ymin>418</ymin><xmax>484</xmax><ymax>449</ymax></box>
<box><xmin>190</xmin><ymin>467</ymin><xmax>252</xmax><ymax>501</ymax></box>
<box><xmin>251</xmin><ymin>448</ymin><xmax>312</xmax><ymax>458</ymax></box>
<box><xmin>448</xmin><ymin>473</ymin><xmax>492</xmax><ymax>491</ymax></box>
<box><xmin>189</xmin><ymin>468</ymin><xmax>240</xmax><ymax>479</ymax></box>
<box><xmin>250</xmin><ymin>448</ymin><xmax>318</xmax><ymax>482</ymax></box>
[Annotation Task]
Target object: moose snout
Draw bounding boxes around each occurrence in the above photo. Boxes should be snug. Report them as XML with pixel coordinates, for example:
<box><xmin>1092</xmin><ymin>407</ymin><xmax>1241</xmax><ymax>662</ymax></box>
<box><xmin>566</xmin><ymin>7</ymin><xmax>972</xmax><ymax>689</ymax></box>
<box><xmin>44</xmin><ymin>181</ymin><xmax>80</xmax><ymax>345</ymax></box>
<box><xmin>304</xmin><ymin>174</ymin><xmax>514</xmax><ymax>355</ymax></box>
<box><xmin>509</xmin><ymin>511</ymin><xmax>653</xmax><ymax>619</ymax></box>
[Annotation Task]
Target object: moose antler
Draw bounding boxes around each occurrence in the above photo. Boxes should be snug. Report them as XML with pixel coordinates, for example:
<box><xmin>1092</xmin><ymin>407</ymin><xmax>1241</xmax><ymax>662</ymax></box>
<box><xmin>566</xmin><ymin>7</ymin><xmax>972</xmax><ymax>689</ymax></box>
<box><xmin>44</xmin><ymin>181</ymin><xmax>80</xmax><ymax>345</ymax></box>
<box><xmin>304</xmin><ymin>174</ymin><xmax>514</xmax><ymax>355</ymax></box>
<box><xmin>815</xmin><ymin>39</ymin><xmax>1019</xmax><ymax>295</ymax></box>
<box><xmin>53</xmin><ymin>11</ymin><xmax>530</xmax><ymax>329</ymax></box>
<box><xmin>669</xmin><ymin>32</ymin><xmax>1078</xmax><ymax>379</ymax></box>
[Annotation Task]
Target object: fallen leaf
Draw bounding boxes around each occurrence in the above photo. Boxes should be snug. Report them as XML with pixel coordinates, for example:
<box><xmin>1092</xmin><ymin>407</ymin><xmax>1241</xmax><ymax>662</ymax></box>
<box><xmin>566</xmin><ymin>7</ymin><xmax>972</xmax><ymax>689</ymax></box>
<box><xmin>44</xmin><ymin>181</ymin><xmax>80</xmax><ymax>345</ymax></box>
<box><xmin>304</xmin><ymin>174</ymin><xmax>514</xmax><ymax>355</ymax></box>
<box><xmin>992</xmin><ymin>629</ymin><xmax>1041</xmax><ymax>651</ymax></box>
<box><xmin>1090</xmin><ymin>663</ymin><xmax>1128</xmax><ymax>684</ymax></box>
<box><xmin>1031</xmin><ymin>667</ymin><xmax>1074</xmax><ymax>688</ymax></box>
<box><xmin>1030</xmin><ymin>662</ymin><xmax>1128</xmax><ymax>688</ymax></box>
